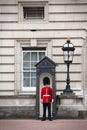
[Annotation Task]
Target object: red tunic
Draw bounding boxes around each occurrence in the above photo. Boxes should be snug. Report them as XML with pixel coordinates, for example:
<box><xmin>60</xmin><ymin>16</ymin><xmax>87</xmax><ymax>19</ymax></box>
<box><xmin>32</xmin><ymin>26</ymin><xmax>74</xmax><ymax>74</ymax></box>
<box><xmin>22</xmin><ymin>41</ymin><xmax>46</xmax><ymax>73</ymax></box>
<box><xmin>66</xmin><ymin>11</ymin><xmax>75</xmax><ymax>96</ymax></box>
<box><xmin>41</xmin><ymin>87</ymin><xmax>54</xmax><ymax>103</ymax></box>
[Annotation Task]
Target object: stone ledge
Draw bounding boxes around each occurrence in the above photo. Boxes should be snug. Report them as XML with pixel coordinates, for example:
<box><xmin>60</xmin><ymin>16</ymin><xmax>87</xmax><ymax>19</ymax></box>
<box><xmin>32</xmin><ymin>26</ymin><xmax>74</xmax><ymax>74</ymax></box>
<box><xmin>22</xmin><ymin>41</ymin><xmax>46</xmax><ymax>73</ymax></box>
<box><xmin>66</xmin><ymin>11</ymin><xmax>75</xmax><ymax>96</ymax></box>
<box><xmin>0</xmin><ymin>95</ymin><xmax>36</xmax><ymax>99</ymax></box>
<box><xmin>59</xmin><ymin>92</ymin><xmax>82</xmax><ymax>99</ymax></box>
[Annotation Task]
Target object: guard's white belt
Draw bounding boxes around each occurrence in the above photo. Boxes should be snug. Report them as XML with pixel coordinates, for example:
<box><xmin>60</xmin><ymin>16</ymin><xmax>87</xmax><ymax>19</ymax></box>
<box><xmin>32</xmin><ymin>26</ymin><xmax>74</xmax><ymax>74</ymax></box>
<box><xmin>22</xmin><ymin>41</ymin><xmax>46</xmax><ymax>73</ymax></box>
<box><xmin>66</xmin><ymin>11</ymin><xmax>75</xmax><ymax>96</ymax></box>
<box><xmin>43</xmin><ymin>95</ymin><xmax>51</xmax><ymax>96</ymax></box>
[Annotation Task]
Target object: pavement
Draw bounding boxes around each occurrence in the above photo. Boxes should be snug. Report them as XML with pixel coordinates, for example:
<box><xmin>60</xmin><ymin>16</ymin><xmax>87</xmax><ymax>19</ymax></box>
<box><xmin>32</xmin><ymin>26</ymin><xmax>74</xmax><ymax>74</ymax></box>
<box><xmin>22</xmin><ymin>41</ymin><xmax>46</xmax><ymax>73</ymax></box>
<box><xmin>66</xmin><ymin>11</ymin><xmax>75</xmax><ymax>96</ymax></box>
<box><xmin>0</xmin><ymin>119</ymin><xmax>87</xmax><ymax>130</ymax></box>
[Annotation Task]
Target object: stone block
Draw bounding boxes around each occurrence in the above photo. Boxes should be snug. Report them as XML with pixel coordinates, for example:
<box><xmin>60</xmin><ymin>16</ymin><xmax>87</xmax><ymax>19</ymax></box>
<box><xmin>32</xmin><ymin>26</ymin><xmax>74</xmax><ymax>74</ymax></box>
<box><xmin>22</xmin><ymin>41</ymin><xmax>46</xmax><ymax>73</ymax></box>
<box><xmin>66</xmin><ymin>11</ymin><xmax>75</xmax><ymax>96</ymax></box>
<box><xmin>0</xmin><ymin>106</ymin><xmax>35</xmax><ymax>119</ymax></box>
<box><xmin>78</xmin><ymin>111</ymin><xmax>87</xmax><ymax>119</ymax></box>
<box><xmin>56</xmin><ymin>105</ymin><xmax>78</xmax><ymax>119</ymax></box>
<box><xmin>56</xmin><ymin>93</ymin><xmax>83</xmax><ymax>119</ymax></box>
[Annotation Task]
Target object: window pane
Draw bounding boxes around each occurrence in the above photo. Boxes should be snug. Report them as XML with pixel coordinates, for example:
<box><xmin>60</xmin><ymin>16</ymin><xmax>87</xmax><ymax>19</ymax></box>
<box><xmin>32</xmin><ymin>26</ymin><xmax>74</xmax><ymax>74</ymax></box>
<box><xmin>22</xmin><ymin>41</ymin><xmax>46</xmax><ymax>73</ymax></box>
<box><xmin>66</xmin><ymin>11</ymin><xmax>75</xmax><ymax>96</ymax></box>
<box><xmin>31</xmin><ymin>78</ymin><xmax>36</xmax><ymax>87</ymax></box>
<box><xmin>31</xmin><ymin>61</ymin><xmax>37</xmax><ymax>70</ymax></box>
<box><xmin>23</xmin><ymin>52</ymin><xmax>30</xmax><ymax>61</ymax></box>
<box><xmin>23</xmin><ymin>7</ymin><xmax>44</xmax><ymax>19</ymax></box>
<box><xmin>23</xmin><ymin>72</ymin><xmax>30</xmax><ymax>77</ymax></box>
<box><xmin>39</xmin><ymin>52</ymin><xmax>45</xmax><ymax>60</ymax></box>
<box><xmin>23</xmin><ymin>62</ymin><xmax>30</xmax><ymax>69</ymax></box>
<box><xmin>31</xmin><ymin>72</ymin><xmax>36</xmax><ymax>77</ymax></box>
<box><xmin>31</xmin><ymin>52</ymin><xmax>37</xmax><ymax>61</ymax></box>
<box><xmin>23</xmin><ymin>78</ymin><xmax>30</xmax><ymax>87</ymax></box>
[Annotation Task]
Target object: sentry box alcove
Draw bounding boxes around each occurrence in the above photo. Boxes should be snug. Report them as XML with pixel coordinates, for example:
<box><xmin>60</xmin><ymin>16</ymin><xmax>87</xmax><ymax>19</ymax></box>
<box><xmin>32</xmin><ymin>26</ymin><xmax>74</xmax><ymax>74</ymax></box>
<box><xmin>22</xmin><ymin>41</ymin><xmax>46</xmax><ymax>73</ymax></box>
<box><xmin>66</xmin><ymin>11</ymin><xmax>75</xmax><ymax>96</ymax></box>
<box><xmin>35</xmin><ymin>56</ymin><xmax>56</xmax><ymax>119</ymax></box>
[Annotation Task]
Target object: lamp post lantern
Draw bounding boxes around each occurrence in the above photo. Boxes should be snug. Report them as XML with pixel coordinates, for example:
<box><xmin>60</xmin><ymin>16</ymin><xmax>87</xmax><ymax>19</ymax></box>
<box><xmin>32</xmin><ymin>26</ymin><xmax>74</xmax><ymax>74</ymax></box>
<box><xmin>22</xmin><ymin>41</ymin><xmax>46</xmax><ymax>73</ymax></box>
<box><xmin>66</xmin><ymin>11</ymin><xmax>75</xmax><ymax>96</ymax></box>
<box><xmin>62</xmin><ymin>39</ymin><xmax>75</xmax><ymax>93</ymax></box>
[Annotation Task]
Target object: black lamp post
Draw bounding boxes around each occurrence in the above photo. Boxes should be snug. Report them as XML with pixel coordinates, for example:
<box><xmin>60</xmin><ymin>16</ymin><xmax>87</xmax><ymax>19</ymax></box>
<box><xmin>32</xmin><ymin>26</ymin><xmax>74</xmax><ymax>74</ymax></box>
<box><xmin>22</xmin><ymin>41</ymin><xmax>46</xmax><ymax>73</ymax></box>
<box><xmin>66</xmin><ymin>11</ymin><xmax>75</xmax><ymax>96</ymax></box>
<box><xmin>62</xmin><ymin>39</ymin><xmax>75</xmax><ymax>93</ymax></box>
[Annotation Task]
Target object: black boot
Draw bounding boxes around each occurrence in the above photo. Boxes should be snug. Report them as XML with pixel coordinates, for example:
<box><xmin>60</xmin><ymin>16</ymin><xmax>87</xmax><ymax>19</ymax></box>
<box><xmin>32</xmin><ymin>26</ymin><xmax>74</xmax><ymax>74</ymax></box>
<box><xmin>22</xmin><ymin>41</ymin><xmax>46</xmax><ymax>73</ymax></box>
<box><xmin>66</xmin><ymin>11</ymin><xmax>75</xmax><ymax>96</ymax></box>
<box><xmin>41</xmin><ymin>118</ymin><xmax>46</xmax><ymax>121</ymax></box>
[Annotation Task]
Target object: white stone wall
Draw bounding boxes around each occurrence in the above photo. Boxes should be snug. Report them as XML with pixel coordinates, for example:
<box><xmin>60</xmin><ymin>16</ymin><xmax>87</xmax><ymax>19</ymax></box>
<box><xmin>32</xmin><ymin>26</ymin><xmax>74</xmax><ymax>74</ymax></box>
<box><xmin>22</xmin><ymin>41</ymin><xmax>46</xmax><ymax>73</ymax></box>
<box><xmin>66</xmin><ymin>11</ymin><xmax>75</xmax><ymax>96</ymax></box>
<box><xmin>83</xmin><ymin>38</ymin><xmax>87</xmax><ymax>109</ymax></box>
<box><xmin>0</xmin><ymin>0</ymin><xmax>87</xmax><ymax>108</ymax></box>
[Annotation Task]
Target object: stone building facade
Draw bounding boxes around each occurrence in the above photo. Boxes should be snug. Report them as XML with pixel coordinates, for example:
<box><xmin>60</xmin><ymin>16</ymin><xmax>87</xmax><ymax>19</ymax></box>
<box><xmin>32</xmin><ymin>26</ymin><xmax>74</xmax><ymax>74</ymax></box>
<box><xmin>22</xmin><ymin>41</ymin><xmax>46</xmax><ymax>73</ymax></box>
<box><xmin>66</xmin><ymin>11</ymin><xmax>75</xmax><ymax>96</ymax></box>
<box><xmin>0</xmin><ymin>0</ymin><xmax>87</xmax><ymax>118</ymax></box>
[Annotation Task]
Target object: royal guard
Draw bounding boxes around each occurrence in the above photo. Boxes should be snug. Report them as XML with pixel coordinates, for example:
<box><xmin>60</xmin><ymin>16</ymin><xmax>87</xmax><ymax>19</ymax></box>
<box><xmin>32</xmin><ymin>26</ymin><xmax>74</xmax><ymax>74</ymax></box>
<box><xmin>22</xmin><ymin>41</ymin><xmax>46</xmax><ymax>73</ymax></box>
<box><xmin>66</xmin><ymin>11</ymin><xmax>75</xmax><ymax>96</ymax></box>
<box><xmin>41</xmin><ymin>77</ymin><xmax>54</xmax><ymax>121</ymax></box>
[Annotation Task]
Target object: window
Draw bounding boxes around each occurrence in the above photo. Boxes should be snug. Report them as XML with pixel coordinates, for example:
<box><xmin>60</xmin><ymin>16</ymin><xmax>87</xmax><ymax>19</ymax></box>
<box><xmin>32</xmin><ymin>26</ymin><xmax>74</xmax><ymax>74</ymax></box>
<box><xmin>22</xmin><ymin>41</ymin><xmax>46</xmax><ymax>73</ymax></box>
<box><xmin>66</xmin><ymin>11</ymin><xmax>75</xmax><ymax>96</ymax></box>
<box><xmin>22</xmin><ymin>49</ymin><xmax>45</xmax><ymax>91</ymax></box>
<box><xmin>18</xmin><ymin>1</ymin><xmax>48</xmax><ymax>22</ymax></box>
<box><xmin>23</xmin><ymin>7</ymin><xmax>44</xmax><ymax>20</ymax></box>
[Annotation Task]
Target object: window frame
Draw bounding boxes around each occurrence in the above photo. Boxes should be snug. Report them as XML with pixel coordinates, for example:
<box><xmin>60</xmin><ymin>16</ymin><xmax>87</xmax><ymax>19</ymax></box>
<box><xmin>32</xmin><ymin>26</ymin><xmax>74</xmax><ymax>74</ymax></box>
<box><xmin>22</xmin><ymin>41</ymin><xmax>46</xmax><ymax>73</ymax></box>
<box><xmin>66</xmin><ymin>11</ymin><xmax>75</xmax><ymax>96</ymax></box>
<box><xmin>19</xmin><ymin>1</ymin><xmax>48</xmax><ymax>22</ymax></box>
<box><xmin>22</xmin><ymin>50</ymin><xmax>46</xmax><ymax>91</ymax></box>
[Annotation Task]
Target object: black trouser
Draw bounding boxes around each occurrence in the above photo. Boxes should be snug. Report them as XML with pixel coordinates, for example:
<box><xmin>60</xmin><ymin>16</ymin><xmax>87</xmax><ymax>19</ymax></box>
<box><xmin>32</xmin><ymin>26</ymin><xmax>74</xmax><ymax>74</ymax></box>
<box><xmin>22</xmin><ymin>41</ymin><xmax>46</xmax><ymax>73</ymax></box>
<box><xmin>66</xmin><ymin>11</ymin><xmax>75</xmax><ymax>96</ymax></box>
<box><xmin>43</xmin><ymin>103</ymin><xmax>51</xmax><ymax>119</ymax></box>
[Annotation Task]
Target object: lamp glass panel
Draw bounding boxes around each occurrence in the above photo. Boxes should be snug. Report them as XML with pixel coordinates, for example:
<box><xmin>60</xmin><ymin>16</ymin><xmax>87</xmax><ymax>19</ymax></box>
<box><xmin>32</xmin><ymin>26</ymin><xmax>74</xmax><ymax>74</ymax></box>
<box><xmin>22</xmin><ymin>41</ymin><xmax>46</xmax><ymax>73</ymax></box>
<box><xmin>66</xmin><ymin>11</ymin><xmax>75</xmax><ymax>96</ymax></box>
<box><xmin>63</xmin><ymin>51</ymin><xmax>74</xmax><ymax>62</ymax></box>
